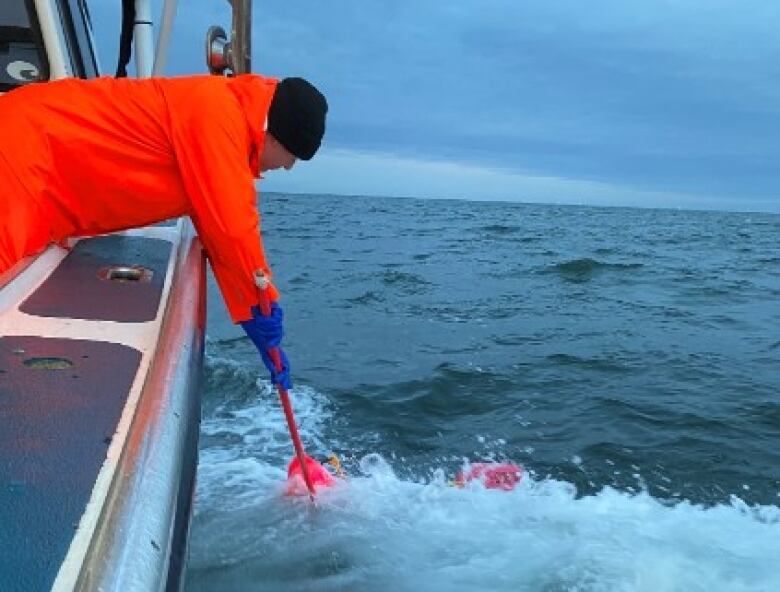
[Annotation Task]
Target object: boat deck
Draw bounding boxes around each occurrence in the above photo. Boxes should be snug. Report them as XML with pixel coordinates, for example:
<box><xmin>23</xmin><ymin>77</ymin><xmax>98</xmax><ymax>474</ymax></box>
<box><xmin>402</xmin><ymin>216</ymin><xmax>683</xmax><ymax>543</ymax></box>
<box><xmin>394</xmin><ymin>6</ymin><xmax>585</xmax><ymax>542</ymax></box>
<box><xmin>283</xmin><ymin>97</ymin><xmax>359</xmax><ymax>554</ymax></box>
<box><xmin>0</xmin><ymin>234</ymin><xmax>182</xmax><ymax>591</ymax></box>
<box><xmin>0</xmin><ymin>337</ymin><xmax>141</xmax><ymax>591</ymax></box>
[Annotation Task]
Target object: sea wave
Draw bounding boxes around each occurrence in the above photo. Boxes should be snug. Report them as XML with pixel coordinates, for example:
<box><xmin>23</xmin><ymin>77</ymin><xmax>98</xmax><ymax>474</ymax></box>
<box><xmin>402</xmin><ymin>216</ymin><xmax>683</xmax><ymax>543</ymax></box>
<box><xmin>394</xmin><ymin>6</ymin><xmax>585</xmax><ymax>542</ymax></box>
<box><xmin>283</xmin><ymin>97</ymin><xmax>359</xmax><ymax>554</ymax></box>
<box><xmin>189</xmin><ymin>195</ymin><xmax>780</xmax><ymax>591</ymax></box>
<box><xmin>346</xmin><ymin>290</ymin><xmax>385</xmax><ymax>305</ymax></box>
<box><xmin>189</xmin><ymin>450</ymin><xmax>780</xmax><ymax>592</ymax></box>
<box><xmin>382</xmin><ymin>269</ymin><xmax>431</xmax><ymax>290</ymax></box>
<box><xmin>190</xmin><ymin>352</ymin><xmax>780</xmax><ymax>592</ymax></box>
<box><xmin>544</xmin><ymin>257</ymin><xmax>644</xmax><ymax>280</ymax></box>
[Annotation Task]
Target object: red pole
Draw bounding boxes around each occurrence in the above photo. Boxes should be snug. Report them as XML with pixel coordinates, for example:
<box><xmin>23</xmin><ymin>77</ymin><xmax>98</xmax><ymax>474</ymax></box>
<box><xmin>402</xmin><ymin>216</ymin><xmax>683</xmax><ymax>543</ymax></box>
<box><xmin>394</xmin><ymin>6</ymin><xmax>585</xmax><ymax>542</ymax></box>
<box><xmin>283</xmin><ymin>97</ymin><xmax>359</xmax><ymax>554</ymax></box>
<box><xmin>255</xmin><ymin>281</ymin><xmax>316</xmax><ymax>501</ymax></box>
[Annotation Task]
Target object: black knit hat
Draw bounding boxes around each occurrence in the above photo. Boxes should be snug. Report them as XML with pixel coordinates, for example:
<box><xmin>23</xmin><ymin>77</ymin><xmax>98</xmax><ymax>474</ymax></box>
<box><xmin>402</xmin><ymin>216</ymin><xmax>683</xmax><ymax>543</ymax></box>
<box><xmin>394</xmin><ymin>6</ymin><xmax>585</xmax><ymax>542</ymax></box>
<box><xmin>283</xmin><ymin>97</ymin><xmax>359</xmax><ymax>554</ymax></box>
<box><xmin>268</xmin><ymin>77</ymin><xmax>328</xmax><ymax>161</ymax></box>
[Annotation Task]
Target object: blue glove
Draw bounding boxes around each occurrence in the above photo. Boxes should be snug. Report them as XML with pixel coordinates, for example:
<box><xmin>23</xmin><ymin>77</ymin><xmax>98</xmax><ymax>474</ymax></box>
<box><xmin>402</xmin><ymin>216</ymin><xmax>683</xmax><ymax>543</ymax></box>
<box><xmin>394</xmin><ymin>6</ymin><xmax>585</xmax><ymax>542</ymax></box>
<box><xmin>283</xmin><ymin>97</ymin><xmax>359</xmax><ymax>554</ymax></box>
<box><xmin>240</xmin><ymin>303</ymin><xmax>293</xmax><ymax>390</ymax></box>
<box><xmin>260</xmin><ymin>347</ymin><xmax>292</xmax><ymax>391</ymax></box>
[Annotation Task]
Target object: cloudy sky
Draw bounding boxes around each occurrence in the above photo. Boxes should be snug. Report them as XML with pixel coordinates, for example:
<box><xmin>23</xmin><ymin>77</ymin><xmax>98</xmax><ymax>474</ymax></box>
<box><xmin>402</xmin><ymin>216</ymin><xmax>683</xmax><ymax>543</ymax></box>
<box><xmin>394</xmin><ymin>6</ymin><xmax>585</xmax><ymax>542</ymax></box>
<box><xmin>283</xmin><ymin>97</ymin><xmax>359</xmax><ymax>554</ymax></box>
<box><xmin>88</xmin><ymin>1</ymin><xmax>780</xmax><ymax>212</ymax></box>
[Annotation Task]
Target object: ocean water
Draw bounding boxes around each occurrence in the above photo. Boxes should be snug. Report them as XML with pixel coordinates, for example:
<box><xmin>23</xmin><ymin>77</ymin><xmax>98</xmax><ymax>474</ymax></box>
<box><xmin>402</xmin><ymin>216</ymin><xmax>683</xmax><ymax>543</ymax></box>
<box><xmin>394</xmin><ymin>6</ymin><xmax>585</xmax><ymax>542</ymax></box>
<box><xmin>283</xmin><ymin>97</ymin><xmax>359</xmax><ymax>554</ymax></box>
<box><xmin>184</xmin><ymin>194</ymin><xmax>780</xmax><ymax>592</ymax></box>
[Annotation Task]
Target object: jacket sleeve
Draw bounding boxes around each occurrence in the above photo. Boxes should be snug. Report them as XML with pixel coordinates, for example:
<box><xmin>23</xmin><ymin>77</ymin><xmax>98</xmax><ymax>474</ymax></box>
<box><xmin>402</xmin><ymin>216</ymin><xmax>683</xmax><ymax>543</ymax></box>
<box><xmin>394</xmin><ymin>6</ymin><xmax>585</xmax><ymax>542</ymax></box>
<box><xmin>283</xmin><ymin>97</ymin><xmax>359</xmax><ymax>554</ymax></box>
<box><xmin>168</xmin><ymin>81</ymin><xmax>279</xmax><ymax>323</ymax></box>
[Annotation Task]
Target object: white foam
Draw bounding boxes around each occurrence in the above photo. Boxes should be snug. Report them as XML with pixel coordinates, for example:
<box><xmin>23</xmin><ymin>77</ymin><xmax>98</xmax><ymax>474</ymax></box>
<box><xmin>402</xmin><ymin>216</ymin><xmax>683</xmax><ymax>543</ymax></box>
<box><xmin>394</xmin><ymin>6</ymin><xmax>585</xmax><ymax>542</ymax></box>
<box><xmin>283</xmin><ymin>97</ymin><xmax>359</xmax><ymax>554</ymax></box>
<box><xmin>282</xmin><ymin>470</ymin><xmax>779</xmax><ymax>591</ymax></box>
<box><xmin>197</xmin><ymin>374</ymin><xmax>336</xmax><ymax>509</ymax></box>
<box><xmin>192</xmin><ymin>376</ymin><xmax>780</xmax><ymax>591</ymax></box>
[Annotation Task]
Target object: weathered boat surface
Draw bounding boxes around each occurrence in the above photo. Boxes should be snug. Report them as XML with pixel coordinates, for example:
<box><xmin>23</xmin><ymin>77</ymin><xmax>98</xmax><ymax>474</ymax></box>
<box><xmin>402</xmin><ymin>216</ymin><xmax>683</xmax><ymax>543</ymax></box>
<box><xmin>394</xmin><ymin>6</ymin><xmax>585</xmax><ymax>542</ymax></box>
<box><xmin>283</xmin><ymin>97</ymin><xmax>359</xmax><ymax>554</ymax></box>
<box><xmin>0</xmin><ymin>224</ymin><xmax>205</xmax><ymax>592</ymax></box>
<box><xmin>1</xmin><ymin>1</ymin><xmax>211</xmax><ymax>590</ymax></box>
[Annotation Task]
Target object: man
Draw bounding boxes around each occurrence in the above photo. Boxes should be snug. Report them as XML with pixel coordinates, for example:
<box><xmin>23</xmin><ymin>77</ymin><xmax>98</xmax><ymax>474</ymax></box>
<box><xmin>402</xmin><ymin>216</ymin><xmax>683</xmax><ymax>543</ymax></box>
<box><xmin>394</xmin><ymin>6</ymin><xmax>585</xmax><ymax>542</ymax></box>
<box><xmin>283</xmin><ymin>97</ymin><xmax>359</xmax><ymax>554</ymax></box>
<box><xmin>0</xmin><ymin>74</ymin><xmax>327</xmax><ymax>387</ymax></box>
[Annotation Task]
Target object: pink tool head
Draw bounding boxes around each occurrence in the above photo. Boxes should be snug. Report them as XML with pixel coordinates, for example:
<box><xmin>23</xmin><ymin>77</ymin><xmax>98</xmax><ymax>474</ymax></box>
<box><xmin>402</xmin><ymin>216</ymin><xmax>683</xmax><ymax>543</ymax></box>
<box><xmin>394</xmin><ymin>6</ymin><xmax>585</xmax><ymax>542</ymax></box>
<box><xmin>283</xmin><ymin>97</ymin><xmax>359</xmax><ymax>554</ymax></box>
<box><xmin>285</xmin><ymin>454</ymin><xmax>337</xmax><ymax>496</ymax></box>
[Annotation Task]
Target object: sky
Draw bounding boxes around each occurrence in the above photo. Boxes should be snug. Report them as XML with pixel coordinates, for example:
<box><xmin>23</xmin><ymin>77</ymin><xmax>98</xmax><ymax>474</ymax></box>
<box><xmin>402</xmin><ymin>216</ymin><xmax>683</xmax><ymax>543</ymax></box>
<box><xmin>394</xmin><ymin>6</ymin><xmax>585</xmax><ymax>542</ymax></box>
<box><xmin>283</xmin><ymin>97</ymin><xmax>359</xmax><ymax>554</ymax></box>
<box><xmin>87</xmin><ymin>1</ymin><xmax>780</xmax><ymax>212</ymax></box>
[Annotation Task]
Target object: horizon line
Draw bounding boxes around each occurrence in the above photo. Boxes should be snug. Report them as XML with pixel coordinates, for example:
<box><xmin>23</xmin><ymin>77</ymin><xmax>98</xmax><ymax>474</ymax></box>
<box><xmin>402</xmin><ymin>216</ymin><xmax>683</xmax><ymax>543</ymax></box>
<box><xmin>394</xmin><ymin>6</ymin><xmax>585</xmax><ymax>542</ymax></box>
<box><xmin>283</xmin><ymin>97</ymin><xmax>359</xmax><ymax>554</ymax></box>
<box><xmin>261</xmin><ymin>189</ymin><xmax>780</xmax><ymax>217</ymax></box>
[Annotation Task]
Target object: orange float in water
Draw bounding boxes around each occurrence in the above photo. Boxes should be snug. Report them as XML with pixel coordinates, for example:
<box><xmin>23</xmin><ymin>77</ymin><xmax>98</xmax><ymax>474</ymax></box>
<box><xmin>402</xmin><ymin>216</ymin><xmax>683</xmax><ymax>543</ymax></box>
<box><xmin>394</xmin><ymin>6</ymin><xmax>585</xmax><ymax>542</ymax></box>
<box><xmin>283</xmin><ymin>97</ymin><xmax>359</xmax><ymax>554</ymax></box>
<box><xmin>284</xmin><ymin>455</ymin><xmax>337</xmax><ymax>496</ymax></box>
<box><xmin>454</xmin><ymin>462</ymin><xmax>523</xmax><ymax>491</ymax></box>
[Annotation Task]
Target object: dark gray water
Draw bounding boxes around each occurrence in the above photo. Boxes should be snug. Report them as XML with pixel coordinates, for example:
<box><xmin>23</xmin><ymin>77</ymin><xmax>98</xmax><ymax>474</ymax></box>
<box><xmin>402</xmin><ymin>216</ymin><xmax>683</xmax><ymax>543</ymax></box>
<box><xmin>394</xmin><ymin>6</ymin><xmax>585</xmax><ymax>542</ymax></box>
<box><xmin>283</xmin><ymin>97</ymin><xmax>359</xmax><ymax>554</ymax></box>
<box><xmin>185</xmin><ymin>194</ymin><xmax>780</xmax><ymax>591</ymax></box>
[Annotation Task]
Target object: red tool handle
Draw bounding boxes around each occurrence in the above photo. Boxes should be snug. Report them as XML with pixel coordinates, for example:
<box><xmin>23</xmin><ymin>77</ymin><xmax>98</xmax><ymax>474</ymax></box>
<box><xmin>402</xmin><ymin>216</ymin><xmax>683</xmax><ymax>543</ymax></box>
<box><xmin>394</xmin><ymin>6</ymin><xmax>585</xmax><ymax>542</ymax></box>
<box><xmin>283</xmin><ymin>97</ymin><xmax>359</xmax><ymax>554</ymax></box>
<box><xmin>257</xmin><ymin>288</ymin><xmax>316</xmax><ymax>501</ymax></box>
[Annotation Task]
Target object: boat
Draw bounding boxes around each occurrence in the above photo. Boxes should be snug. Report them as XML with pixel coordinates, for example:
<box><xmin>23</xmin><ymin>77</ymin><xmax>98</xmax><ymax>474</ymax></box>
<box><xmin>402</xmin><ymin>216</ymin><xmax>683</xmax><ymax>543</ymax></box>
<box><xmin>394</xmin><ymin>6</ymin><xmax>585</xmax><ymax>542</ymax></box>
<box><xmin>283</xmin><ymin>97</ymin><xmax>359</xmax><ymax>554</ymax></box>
<box><xmin>0</xmin><ymin>1</ymin><xmax>253</xmax><ymax>589</ymax></box>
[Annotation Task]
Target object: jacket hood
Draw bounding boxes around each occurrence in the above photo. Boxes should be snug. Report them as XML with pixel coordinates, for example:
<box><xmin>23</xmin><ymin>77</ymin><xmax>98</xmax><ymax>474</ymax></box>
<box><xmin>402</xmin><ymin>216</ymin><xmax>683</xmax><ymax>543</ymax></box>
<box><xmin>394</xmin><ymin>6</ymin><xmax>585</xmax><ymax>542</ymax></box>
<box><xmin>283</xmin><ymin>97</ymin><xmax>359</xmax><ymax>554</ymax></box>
<box><xmin>227</xmin><ymin>74</ymin><xmax>279</xmax><ymax>177</ymax></box>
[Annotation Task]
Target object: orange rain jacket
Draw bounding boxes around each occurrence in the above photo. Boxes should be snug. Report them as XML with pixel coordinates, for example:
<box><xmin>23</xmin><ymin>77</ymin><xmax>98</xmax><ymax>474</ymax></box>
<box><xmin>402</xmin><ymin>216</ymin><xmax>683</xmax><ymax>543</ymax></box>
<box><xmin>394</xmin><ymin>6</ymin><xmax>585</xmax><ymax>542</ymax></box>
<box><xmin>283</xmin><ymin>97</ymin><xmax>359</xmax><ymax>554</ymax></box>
<box><xmin>0</xmin><ymin>74</ymin><xmax>280</xmax><ymax>322</ymax></box>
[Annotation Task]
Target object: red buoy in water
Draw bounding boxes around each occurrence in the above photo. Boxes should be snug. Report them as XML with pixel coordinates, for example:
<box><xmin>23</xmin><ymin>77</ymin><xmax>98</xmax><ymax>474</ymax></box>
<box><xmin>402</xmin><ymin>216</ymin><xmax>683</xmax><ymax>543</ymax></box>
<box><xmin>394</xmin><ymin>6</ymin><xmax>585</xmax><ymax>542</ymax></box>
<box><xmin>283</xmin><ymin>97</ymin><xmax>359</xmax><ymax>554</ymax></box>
<box><xmin>285</xmin><ymin>454</ymin><xmax>337</xmax><ymax>496</ymax></box>
<box><xmin>455</xmin><ymin>462</ymin><xmax>523</xmax><ymax>491</ymax></box>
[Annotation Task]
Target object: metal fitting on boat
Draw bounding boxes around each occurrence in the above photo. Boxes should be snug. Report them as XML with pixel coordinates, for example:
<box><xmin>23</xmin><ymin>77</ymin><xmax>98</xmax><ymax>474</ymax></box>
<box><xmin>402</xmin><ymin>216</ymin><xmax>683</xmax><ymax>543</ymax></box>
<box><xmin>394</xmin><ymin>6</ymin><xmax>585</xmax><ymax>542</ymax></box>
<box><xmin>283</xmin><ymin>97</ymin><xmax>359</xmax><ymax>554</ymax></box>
<box><xmin>98</xmin><ymin>265</ymin><xmax>153</xmax><ymax>283</ymax></box>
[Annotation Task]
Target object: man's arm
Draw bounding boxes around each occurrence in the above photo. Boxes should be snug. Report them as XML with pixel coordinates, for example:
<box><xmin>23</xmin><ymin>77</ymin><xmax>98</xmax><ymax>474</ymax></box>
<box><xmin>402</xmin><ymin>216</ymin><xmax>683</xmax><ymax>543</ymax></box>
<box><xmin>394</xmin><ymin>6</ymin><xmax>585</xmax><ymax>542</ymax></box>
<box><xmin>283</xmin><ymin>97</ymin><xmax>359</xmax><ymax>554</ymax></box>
<box><xmin>168</xmin><ymin>80</ymin><xmax>278</xmax><ymax>323</ymax></box>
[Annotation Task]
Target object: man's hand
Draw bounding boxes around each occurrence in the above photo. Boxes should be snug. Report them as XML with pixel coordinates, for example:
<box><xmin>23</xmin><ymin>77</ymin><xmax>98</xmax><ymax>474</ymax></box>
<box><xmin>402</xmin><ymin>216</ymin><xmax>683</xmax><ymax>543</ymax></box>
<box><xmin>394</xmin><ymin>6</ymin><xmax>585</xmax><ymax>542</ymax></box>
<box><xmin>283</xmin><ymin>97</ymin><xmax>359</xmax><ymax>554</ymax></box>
<box><xmin>240</xmin><ymin>302</ymin><xmax>293</xmax><ymax>390</ymax></box>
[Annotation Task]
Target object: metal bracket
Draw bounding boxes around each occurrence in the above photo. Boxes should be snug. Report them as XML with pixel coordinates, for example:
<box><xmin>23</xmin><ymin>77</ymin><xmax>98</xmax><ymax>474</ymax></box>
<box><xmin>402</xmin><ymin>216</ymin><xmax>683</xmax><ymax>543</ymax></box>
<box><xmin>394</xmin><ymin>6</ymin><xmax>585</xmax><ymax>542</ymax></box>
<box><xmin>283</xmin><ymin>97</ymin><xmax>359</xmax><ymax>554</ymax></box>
<box><xmin>204</xmin><ymin>0</ymin><xmax>252</xmax><ymax>75</ymax></box>
<box><xmin>205</xmin><ymin>25</ymin><xmax>229</xmax><ymax>75</ymax></box>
